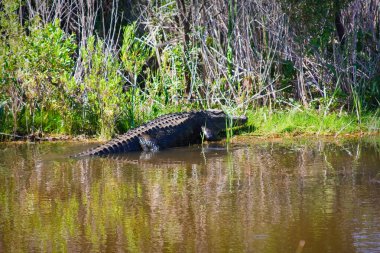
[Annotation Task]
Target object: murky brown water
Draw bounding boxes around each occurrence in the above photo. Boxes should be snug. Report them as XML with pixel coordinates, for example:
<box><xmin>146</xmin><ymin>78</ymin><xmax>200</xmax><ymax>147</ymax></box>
<box><xmin>0</xmin><ymin>137</ymin><xmax>379</xmax><ymax>253</ymax></box>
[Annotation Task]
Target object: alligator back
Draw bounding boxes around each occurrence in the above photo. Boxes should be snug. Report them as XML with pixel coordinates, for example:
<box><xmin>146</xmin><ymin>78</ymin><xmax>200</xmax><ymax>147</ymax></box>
<box><xmin>72</xmin><ymin>111</ymin><xmax>200</xmax><ymax>157</ymax></box>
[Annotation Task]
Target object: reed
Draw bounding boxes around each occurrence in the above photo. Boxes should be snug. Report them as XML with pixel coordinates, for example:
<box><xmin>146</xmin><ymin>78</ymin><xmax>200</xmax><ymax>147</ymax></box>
<box><xmin>0</xmin><ymin>0</ymin><xmax>379</xmax><ymax>139</ymax></box>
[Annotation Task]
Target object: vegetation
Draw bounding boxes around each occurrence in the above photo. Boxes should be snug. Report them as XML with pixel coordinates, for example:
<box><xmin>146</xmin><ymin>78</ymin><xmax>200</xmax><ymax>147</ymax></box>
<box><xmin>0</xmin><ymin>0</ymin><xmax>379</xmax><ymax>139</ymax></box>
<box><xmin>245</xmin><ymin>107</ymin><xmax>380</xmax><ymax>137</ymax></box>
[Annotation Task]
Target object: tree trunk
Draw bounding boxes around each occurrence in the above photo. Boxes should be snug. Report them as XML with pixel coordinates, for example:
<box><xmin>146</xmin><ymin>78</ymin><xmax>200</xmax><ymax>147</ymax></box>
<box><xmin>334</xmin><ymin>0</ymin><xmax>345</xmax><ymax>46</ymax></box>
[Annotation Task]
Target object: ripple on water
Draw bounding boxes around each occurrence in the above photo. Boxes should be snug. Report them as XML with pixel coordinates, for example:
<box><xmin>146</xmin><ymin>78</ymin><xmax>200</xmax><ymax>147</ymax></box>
<box><xmin>0</xmin><ymin>137</ymin><xmax>379</xmax><ymax>252</ymax></box>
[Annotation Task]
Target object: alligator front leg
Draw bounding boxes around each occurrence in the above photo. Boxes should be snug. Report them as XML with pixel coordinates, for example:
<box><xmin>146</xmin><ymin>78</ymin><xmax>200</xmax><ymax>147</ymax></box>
<box><xmin>201</xmin><ymin>126</ymin><xmax>219</xmax><ymax>141</ymax></box>
<box><xmin>138</xmin><ymin>134</ymin><xmax>160</xmax><ymax>152</ymax></box>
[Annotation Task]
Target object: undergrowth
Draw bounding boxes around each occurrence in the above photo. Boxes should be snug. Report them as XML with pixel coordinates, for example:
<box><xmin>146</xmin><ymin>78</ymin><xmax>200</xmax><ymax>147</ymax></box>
<box><xmin>0</xmin><ymin>0</ymin><xmax>379</xmax><ymax>140</ymax></box>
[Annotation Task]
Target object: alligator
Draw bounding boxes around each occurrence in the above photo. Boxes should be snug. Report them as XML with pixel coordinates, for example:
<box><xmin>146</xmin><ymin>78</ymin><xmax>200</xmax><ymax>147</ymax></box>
<box><xmin>72</xmin><ymin>109</ymin><xmax>247</xmax><ymax>157</ymax></box>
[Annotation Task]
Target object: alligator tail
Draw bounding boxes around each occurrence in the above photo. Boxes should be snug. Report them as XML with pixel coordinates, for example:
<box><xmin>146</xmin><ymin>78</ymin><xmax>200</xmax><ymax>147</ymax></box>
<box><xmin>72</xmin><ymin>135</ymin><xmax>142</xmax><ymax>158</ymax></box>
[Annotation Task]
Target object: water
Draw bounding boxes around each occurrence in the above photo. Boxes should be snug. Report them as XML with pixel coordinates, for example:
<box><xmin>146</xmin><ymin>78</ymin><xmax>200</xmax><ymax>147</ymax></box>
<box><xmin>0</xmin><ymin>137</ymin><xmax>379</xmax><ymax>253</ymax></box>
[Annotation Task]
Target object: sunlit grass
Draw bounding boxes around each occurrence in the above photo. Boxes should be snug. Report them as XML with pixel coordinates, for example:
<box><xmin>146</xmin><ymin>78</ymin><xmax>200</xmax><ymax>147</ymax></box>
<box><xmin>244</xmin><ymin>107</ymin><xmax>380</xmax><ymax>137</ymax></box>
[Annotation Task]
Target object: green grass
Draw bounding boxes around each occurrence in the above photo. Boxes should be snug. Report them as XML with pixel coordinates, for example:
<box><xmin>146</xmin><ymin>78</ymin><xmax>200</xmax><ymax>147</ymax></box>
<box><xmin>244</xmin><ymin>107</ymin><xmax>380</xmax><ymax>137</ymax></box>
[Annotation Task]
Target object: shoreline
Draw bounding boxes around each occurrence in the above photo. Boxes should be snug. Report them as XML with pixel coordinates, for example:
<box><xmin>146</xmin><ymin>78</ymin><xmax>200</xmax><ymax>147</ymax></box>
<box><xmin>1</xmin><ymin>108</ymin><xmax>379</xmax><ymax>144</ymax></box>
<box><xmin>233</xmin><ymin>131</ymin><xmax>380</xmax><ymax>144</ymax></box>
<box><xmin>1</xmin><ymin>130</ymin><xmax>379</xmax><ymax>144</ymax></box>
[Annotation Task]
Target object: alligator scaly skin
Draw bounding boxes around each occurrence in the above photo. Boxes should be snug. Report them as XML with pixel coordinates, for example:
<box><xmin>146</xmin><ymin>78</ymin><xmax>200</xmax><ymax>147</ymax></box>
<box><xmin>73</xmin><ymin>112</ymin><xmax>198</xmax><ymax>157</ymax></box>
<box><xmin>72</xmin><ymin>110</ymin><xmax>247</xmax><ymax>157</ymax></box>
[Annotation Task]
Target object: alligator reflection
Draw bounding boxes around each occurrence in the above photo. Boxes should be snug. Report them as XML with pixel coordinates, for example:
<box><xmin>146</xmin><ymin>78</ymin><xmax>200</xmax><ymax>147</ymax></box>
<box><xmin>0</xmin><ymin>138</ymin><xmax>379</xmax><ymax>253</ymax></box>
<box><xmin>101</xmin><ymin>144</ymin><xmax>231</xmax><ymax>167</ymax></box>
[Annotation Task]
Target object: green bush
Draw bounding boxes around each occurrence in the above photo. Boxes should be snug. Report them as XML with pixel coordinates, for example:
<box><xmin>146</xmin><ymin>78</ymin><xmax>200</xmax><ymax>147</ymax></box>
<box><xmin>75</xmin><ymin>36</ymin><xmax>124</xmax><ymax>139</ymax></box>
<box><xmin>0</xmin><ymin>0</ymin><xmax>76</xmax><ymax>134</ymax></box>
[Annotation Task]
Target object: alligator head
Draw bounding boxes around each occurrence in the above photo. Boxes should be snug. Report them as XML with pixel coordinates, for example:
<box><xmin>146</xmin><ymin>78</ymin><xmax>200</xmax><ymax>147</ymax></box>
<box><xmin>201</xmin><ymin>109</ymin><xmax>247</xmax><ymax>140</ymax></box>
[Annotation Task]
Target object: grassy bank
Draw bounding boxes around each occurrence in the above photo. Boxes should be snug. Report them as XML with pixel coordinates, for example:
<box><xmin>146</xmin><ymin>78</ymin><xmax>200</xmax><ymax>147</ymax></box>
<box><xmin>243</xmin><ymin>108</ymin><xmax>380</xmax><ymax>138</ymax></box>
<box><xmin>1</xmin><ymin>107</ymin><xmax>378</xmax><ymax>142</ymax></box>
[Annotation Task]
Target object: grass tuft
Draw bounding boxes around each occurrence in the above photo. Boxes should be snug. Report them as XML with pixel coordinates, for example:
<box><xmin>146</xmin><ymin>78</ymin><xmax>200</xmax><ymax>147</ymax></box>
<box><xmin>244</xmin><ymin>108</ymin><xmax>380</xmax><ymax>137</ymax></box>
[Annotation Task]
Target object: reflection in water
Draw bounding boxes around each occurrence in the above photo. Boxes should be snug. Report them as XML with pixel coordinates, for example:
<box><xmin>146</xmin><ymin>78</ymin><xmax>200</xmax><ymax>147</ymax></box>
<box><xmin>0</xmin><ymin>138</ymin><xmax>379</xmax><ymax>252</ymax></box>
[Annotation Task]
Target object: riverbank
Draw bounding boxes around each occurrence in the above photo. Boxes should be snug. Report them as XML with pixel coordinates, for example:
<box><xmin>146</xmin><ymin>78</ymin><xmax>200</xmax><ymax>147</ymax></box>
<box><xmin>242</xmin><ymin>108</ymin><xmax>380</xmax><ymax>138</ymax></box>
<box><xmin>1</xmin><ymin>108</ymin><xmax>379</xmax><ymax>142</ymax></box>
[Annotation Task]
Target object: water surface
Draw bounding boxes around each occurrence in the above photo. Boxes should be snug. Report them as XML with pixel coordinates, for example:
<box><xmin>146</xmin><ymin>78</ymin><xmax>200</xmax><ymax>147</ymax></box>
<box><xmin>0</xmin><ymin>137</ymin><xmax>379</xmax><ymax>252</ymax></box>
